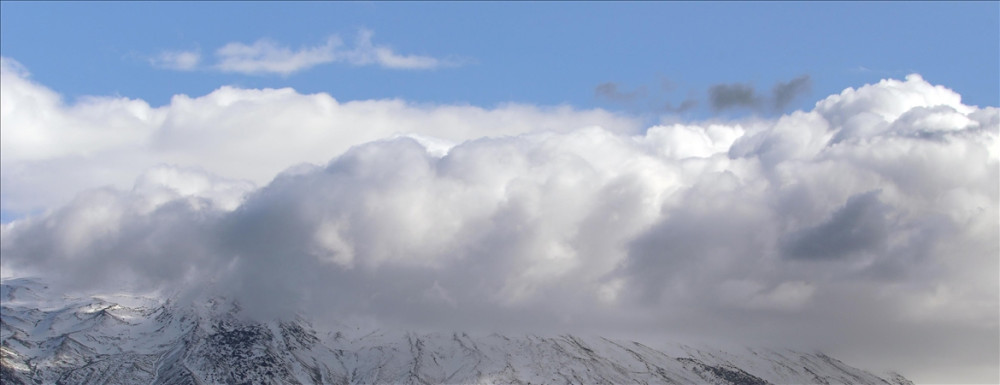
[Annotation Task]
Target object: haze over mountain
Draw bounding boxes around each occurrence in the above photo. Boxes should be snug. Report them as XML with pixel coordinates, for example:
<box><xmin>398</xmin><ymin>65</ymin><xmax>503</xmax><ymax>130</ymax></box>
<box><xmin>2</xmin><ymin>277</ymin><xmax>916</xmax><ymax>385</ymax></box>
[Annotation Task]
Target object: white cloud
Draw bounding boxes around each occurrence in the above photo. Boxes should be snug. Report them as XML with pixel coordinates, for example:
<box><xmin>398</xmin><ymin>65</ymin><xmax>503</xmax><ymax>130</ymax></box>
<box><xmin>343</xmin><ymin>29</ymin><xmax>454</xmax><ymax>70</ymax></box>
<box><xmin>1</xmin><ymin>57</ymin><xmax>998</xmax><ymax>383</ymax></box>
<box><xmin>155</xmin><ymin>30</ymin><xmax>459</xmax><ymax>75</ymax></box>
<box><xmin>0</xmin><ymin>57</ymin><xmax>639</xmax><ymax>215</ymax></box>
<box><xmin>0</xmin><ymin>57</ymin><xmax>30</xmax><ymax>78</ymax></box>
<box><xmin>150</xmin><ymin>50</ymin><xmax>201</xmax><ymax>71</ymax></box>
<box><xmin>215</xmin><ymin>37</ymin><xmax>340</xmax><ymax>75</ymax></box>
<box><xmin>131</xmin><ymin>165</ymin><xmax>256</xmax><ymax>212</ymax></box>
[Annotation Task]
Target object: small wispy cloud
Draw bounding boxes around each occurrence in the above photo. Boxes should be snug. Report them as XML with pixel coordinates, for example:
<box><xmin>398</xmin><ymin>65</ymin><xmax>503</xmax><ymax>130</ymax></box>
<box><xmin>150</xmin><ymin>50</ymin><xmax>201</xmax><ymax>71</ymax></box>
<box><xmin>153</xmin><ymin>29</ymin><xmax>459</xmax><ymax>76</ymax></box>
<box><xmin>343</xmin><ymin>29</ymin><xmax>451</xmax><ymax>70</ymax></box>
<box><xmin>215</xmin><ymin>37</ymin><xmax>340</xmax><ymax>75</ymax></box>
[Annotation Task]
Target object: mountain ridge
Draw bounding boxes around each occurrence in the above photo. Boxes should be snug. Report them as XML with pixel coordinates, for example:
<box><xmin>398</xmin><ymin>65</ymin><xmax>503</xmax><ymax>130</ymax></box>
<box><xmin>1</xmin><ymin>277</ymin><xmax>912</xmax><ymax>385</ymax></box>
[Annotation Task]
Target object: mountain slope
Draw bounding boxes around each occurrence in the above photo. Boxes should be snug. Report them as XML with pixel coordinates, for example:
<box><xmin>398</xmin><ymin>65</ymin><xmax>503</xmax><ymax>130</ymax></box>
<box><xmin>1</xmin><ymin>278</ymin><xmax>912</xmax><ymax>385</ymax></box>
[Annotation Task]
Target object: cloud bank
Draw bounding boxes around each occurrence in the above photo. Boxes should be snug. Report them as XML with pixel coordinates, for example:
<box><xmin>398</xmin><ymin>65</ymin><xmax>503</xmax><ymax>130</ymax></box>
<box><xmin>153</xmin><ymin>29</ymin><xmax>459</xmax><ymax>75</ymax></box>
<box><xmin>1</xmin><ymin>58</ymin><xmax>998</xmax><ymax>383</ymax></box>
<box><xmin>1</xmin><ymin>57</ymin><xmax>636</xmax><ymax>215</ymax></box>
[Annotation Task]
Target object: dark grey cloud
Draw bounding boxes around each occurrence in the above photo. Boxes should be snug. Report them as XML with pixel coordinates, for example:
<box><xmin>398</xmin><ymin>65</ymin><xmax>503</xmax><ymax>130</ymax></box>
<box><xmin>708</xmin><ymin>75</ymin><xmax>813</xmax><ymax>114</ymax></box>
<box><xmin>772</xmin><ymin>75</ymin><xmax>812</xmax><ymax>111</ymax></box>
<box><xmin>594</xmin><ymin>75</ymin><xmax>810</xmax><ymax>116</ymax></box>
<box><xmin>708</xmin><ymin>82</ymin><xmax>762</xmax><ymax>112</ymax></box>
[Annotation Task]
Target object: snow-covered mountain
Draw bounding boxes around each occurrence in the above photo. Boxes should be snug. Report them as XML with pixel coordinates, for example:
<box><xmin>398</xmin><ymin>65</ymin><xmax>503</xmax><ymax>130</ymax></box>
<box><xmin>1</xmin><ymin>277</ymin><xmax>912</xmax><ymax>385</ymax></box>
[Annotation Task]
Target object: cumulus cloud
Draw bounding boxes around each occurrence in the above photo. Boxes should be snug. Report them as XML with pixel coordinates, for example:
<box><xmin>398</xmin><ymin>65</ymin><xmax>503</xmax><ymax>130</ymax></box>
<box><xmin>154</xmin><ymin>29</ymin><xmax>459</xmax><ymax>75</ymax></box>
<box><xmin>1</xmin><ymin>57</ymin><xmax>637</xmax><ymax>215</ymax></box>
<box><xmin>1</xmin><ymin>58</ymin><xmax>998</xmax><ymax>383</ymax></box>
<box><xmin>781</xmin><ymin>190</ymin><xmax>890</xmax><ymax>260</ymax></box>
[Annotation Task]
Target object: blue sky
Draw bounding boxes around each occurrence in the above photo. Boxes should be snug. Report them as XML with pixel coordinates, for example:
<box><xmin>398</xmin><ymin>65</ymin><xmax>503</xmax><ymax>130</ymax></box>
<box><xmin>2</xmin><ymin>2</ymin><xmax>997</xmax><ymax>116</ymax></box>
